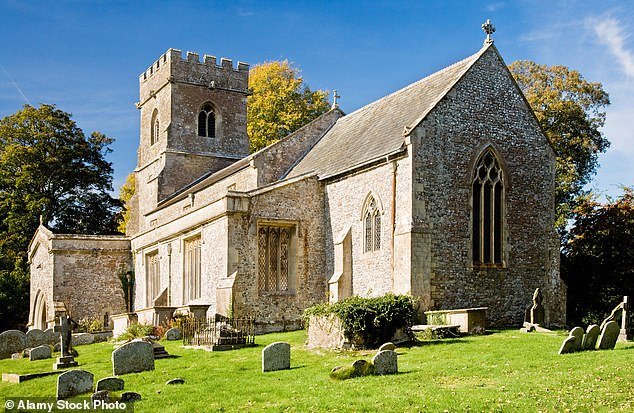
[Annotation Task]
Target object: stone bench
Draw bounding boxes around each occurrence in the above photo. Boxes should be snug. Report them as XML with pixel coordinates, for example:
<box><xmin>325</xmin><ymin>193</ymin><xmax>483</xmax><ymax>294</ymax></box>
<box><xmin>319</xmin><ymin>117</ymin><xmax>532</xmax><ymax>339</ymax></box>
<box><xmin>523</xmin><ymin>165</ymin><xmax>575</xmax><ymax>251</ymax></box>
<box><xmin>424</xmin><ymin>307</ymin><xmax>487</xmax><ymax>333</ymax></box>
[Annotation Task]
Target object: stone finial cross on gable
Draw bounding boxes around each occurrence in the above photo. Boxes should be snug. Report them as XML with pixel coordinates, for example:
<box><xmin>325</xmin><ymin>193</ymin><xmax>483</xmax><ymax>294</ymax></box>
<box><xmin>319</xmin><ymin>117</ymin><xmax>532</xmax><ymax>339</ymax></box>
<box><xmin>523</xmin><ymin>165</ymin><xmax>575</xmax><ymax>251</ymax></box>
<box><xmin>332</xmin><ymin>90</ymin><xmax>341</xmax><ymax>109</ymax></box>
<box><xmin>482</xmin><ymin>19</ymin><xmax>496</xmax><ymax>45</ymax></box>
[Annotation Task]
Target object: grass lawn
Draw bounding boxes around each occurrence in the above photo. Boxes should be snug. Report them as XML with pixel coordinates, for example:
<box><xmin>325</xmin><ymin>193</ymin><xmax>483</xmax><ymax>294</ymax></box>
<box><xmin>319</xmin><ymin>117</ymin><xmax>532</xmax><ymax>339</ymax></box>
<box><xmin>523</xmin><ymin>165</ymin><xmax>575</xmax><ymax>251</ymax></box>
<box><xmin>0</xmin><ymin>329</ymin><xmax>632</xmax><ymax>412</ymax></box>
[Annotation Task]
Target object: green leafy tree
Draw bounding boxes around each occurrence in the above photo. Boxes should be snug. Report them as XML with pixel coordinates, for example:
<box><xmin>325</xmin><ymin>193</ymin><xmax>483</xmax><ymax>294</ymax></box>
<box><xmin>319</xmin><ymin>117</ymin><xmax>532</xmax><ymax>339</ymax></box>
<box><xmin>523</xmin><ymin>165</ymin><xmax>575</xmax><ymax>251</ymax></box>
<box><xmin>509</xmin><ymin>61</ymin><xmax>611</xmax><ymax>232</ymax></box>
<box><xmin>247</xmin><ymin>60</ymin><xmax>330</xmax><ymax>153</ymax></box>
<box><xmin>117</xmin><ymin>172</ymin><xmax>136</xmax><ymax>234</ymax></box>
<box><xmin>0</xmin><ymin>104</ymin><xmax>121</xmax><ymax>330</ymax></box>
<box><xmin>561</xmin><ymin>188</ymin><xmax>634</xmax><ymax>326</ymax></box>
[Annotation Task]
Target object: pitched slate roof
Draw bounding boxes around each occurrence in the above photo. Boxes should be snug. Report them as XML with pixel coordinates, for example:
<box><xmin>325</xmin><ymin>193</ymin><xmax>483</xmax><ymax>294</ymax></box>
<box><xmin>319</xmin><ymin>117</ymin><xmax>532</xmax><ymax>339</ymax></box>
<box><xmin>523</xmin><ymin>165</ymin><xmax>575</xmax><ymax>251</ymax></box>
<box><xmin>287</xmin><ymin>44</ymin><xmax>490</xmax><ymax>179</ymax></box>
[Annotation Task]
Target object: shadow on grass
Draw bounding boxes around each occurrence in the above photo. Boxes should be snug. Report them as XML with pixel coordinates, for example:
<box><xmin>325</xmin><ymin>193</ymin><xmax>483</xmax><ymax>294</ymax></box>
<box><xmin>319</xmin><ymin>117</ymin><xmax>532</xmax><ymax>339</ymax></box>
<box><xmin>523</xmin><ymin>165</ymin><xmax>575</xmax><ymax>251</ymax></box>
<box><xmin>401</xmin><ymin>338</ymin><xmax>468</xmax><ymax>348</ymax></box>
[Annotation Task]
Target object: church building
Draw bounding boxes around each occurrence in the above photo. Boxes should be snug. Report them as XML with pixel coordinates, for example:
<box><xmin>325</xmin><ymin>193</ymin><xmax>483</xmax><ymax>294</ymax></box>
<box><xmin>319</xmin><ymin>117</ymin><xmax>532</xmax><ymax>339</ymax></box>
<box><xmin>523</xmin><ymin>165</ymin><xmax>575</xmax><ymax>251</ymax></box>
<box><xmin>27</xmin><ymin>27</ymin><xmax>566</xmax><ymax>332</ymax></box>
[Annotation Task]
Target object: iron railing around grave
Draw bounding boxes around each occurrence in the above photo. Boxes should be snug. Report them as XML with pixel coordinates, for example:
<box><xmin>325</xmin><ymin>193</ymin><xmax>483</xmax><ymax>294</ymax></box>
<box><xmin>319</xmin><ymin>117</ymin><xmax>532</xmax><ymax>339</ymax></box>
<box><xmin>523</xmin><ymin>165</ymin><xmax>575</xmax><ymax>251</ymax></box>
<box><xmin>182</xmin><ymin>315</ymin><xmax>255</xmax><ymax>347</ymax></box>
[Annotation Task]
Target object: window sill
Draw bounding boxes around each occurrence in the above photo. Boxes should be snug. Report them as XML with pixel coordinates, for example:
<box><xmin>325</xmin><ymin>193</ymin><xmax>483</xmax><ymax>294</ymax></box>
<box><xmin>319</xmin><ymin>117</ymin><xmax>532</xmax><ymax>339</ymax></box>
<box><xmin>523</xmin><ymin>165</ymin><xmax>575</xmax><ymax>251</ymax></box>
<box><xmin>472</xmin><ymin>263</ymin><xmax>506</xmax><ymax>270</ymax></box>
<box><xmin>259</xmin><ymin>290</ymin><xmax>297</xmax><ymax>297</ymax></box>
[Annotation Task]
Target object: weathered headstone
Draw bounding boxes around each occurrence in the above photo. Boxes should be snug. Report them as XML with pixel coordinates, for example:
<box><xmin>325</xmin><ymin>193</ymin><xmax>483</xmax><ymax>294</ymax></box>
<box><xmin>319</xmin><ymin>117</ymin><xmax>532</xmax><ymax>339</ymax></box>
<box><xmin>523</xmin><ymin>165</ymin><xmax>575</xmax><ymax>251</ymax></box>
<box><xmin>120</xmin><ymin>392</ymin><xmax>142</xmax><ymax>402</ymax></box>
<box><xmin>165</xmin><ymin>328</ymin><xmax>182</xmax><ymax>341</ymax></box>
<box><xmin>26</xmin><ymin>329</ymin><xmax>46</xmax><ymax>348</ymax></box>
<box><xmin>96</xmin><ymin>377</ymin><xmax>124</xmax><ymax>392</ymax></box>
<box><xmin>112</xmin><ymin>341</ymin><xmax>154</xmax><ymax>375</ymax></box>
<box><xmin>529</xmin><ymin>288</ymin><xmax>545</xmax><ymax>325</ymax></box>
<box><xmin>262</xmin><ymin>342</ymin><xmax>291</xmax><ymax>372</ymax></box>
<box><xmin>378</xmin><ymin>342</ymin><xmax>396</xmax><ymax>352</ymax></box>
<box><xmin>597</xmin><ymin>321</ymin><xmax>620</xmax><ymax>350</ymax></box>
<box><xmin>351</xmin><ymin>359</ymin><xmax>375</xmax><ymax>376</ymax></box>
<box><xmin>569</xmin><ymin>327</ymin><xmax>584</xmax><ymax>351</ymax></box>
<box><xmin>29</xmin><ymin>345</ymin><xmax>52</xmax><ymax>361</ymax></box>
<box><xmin>91</xmin><ymin>390</ymin><xmax>111</xmax><ymax>403</ymax></box>
<box><xmin>558</xmin><ymin>336</ymin><xmax>576</xmax><ymax>355</ymax></box>
<box><xmin>166</xmin><ymin>378</ymin><xmax>185</xmax><ymax>385</ymax></box>
<box><xmin>53</xmin><ymin>315</ymin><xmax>78</xmax><ymax>370</ymax></box>
<box><xmin>372</xmin><ymin>350</ymin><xmax>398</xmax><ymax>375</ymax></box>
<box><xmin>72</xmin><ymin>333</ymin><xmax>95</xmax><ymax>346</ymax></box>
<box><xmin>0</xmin><ymin>330</ymin><xmax>27</xmax><ymax>359</ymax></box>
<box><xmin>582</xmin><ymin>324</ymin><xmax>600</xmax><ymax>350</ymax></box>
<box><xmin>56</xmin><ymin>369</ymin><xmax>93</xmax><ymax>400</ymax></box>
<box><xmin>42</xmin><ymin>328</ymin><xmax>58</xmax><ymax>346</ymax></box>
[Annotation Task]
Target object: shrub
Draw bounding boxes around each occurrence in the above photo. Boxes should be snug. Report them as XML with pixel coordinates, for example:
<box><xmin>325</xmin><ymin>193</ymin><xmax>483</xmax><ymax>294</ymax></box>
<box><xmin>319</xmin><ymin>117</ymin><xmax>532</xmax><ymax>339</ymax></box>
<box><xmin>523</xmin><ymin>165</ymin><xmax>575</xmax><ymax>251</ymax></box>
<box><xmin>304</xmin><ymin>294</ymin><xmax>415</xmax><ymax>348</ymax></box>
<box><xmin>75</xmin><ymin>317</ymin><xmax>103</xmax><ymax>333</ymax></box>
<box><xmin>119</xmin><ymin>322</ymin><xmax>155</xmax><ymax>341</ymax></box>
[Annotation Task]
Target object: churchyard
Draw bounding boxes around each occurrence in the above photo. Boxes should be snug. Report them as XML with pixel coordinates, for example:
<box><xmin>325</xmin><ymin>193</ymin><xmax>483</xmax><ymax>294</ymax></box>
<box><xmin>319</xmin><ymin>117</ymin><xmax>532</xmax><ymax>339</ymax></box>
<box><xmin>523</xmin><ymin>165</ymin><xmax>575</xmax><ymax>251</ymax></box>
<box><xmin>0</xmin><ymin>329</ymin><xmax>632</xmax><ymax>412</ymax></box>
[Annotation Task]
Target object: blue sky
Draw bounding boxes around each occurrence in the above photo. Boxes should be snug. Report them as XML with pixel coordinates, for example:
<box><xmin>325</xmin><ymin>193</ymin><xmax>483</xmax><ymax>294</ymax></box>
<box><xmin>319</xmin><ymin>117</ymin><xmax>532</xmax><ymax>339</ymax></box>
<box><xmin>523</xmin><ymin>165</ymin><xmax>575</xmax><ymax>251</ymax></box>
<box><xmin>0</xmin><ymin>0</ymin><xmax>632</xmax><ymax>199</ymax></box>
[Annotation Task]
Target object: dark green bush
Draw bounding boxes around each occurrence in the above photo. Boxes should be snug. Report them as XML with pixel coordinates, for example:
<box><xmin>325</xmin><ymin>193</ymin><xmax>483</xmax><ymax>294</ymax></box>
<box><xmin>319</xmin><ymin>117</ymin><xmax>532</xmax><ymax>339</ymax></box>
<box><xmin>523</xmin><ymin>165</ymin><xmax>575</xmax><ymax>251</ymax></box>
<box><xmin>304</xmin><ymin>294</ymin><xmax>415</xmax><ymax>348</ymax></box>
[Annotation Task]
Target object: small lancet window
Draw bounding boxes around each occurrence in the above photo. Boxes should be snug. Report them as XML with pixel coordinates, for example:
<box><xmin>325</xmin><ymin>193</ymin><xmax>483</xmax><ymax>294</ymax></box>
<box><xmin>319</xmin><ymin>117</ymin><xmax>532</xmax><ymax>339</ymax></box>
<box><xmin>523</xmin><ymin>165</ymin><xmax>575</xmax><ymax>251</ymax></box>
<box><xmin>363</xmin><ymin>196</ymin><xmax>381</xmax><ymax>253</ymax></box>
<box><xmin>472</xmin><ymin>148</ymin><xmax>505</xmax><ymax>266</ymax></box>
<box><xmin>198</xmin><ymin>102</ymin><xmax>216</xmax><ymax>138</ymax></box>
<box><xmin>150</xmin><ymin>109</ymin><xmax>159</xmax><ymax>145</ymax></box>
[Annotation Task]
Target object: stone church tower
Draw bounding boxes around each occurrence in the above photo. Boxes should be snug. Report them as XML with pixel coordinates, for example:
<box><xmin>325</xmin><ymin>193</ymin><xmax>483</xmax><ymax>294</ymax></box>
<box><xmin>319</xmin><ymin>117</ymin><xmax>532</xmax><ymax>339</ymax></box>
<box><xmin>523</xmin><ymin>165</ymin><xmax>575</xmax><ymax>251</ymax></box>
<box><xmin>128</xmin><ymin>49</ymin><xmax>250</xmax><ymax>234</ymax></box>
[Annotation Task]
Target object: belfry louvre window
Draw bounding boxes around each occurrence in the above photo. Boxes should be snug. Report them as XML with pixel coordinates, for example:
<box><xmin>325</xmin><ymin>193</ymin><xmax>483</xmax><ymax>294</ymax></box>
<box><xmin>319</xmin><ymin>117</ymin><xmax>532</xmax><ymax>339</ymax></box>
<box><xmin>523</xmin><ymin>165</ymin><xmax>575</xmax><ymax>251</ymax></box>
<box><xmin>364</xmin><ymin>197</ymin><xmax>381</xmax><ymax>252</ymax></box>
<box><xmin>472</xmin><ymin>149</ymin><xmax>505</xmax><ymax>265</ymax></box>
<box><xmin>258</xmin><ymin>225</ymin><xmax>293</xmax><ymax>293</ymax></box>
<box><xmin>145</xmin><ymin>251</ymin><xmax>160</xmax><ymax>307</ymax></box>
<box><xmin>197</xmin><ymin>102</ymin><xmax>216</xmax><ymax>138</ymax></box>
<box><xmin>184</xmin><ymin>236</ymin><xmax>202</xmax><ymax>302</ymax></box>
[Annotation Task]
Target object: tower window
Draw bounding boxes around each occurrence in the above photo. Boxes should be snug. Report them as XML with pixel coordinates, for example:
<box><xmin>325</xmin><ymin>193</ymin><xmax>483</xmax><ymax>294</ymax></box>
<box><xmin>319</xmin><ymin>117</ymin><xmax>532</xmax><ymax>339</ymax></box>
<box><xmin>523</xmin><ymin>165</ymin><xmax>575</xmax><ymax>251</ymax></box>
<box><xmin>198</xmin><ymin>102</ymin><xmax>216</xmax><ymax>138</ymax></box>
<box><xmin>150</xmin><ymin>109</ymin><xmax>159</xmax><ymax>145</ymax></box>
<box><xmin>472</xmin><ymin>148</ymin><xmax>505</xmax><ymax>266</ymax></box>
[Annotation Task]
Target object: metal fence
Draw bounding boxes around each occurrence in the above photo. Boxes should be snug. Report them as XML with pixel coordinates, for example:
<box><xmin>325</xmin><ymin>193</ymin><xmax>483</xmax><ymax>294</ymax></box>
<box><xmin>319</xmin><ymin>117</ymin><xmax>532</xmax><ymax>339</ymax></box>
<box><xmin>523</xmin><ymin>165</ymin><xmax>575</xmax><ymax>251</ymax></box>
<box><xmin>181</xmin><ymin>315</ymin><xmax>255</xmax><ymax>348</ymax></box>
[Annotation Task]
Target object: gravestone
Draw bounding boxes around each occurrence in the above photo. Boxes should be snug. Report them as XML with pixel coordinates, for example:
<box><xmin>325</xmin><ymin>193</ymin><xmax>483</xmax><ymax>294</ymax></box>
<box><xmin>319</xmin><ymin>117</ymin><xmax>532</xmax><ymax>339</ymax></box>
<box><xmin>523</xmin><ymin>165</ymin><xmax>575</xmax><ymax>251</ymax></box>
<box><xmin>53</xmin><ymin>315</ymin><xmax>78</xmax><ymax>370</ymax></box>
<box><xmin>618</xmin><ymin>296</ymin><xmax>629</xmax><ymax>342</ymax></box>
<box><xmin>56</xmin><ymin>369</ymin><xmax>93</xmax><ymax>400</ymax></box>
<box><xmin>597</xmin><ymin>321</ymin><xmax>620</xmax><ymax>350</ymax></box>
<box><xmin>29</xmin><ymin>345</ymin><xmax>52</xmax><ymax>361</ymax></box>
<box><xmin>73</xmin><ymin>333</ymin><xmax>95</xmax><ymax>346</ymax></box>
<box><xmin>91</xmin><ymin>390</ymin><xmax>111</xmax><ymax>403</ymax></box>
<box><xmin>372</xmin><ymin>350</ymin><xmax>398</xmax><ymax>375</ymax></box>
<box><xmin>165</xmin><ymin>328</ymin><xmax>182</xmax><ymax>341</ymax></box>
<box><xmin>166</xmin><ymin>378</ymin><xmax>185</xmax><ymax>385</ymax></box>
<box><xmin>121</xmin><ymin>392</ymin><xmax>142</xmax><ymax>402</ymax></box>
<box><xmin>151</xmin><ymin>341</ymin><xmax>170</xmax><ymax>359</ymax></box>
<box><xmin>378</xmin><ymin>342</ymin><xmax>396</xmax><ymax>352</ymax></box>
<box><xmin>351</xmin><ymin>359</ymin><xmax>375</xmax><ymax>376</ymax></box>
<box><xmin>0</xmin><ymin>330</ymin><xmax>27</xmax><ymax>359</ymax></box>
<box><xmin>558</xmin><ymin>336</ymin><xmax>576</xmax><ymax>355</ymax></box>
<box><xmin>582</xmin><ymin>324</ymin><xmax>600</xmax><ymax>350</ymax></box>
<box><xmin>42</xmin><ymin>328</ymin><xmax>58</xmax><ymax>346</ymax></box>
<box><xmin>112</xmin><ymin>341</ymin><xmax>154</xmax><ymax>375</ymax></box>
<box><xmin>569</xmin><ymin>327</ymin><xmax>584</xmax><ymax>351</ymax></box>
<box><xmin>96</xmin><ymin>377</ymin><xmax>124</xmax><ymax>392</ymax></box>
<box><xmin>262</xmin><ymin>342</ymin><xmax>290</xmax><ymax>372</ymax></box>
<box><xmin>26</xmin><ymin>329</ymin><xmax>46</xmax><ymax>348</ymax></box>
<box><xmin>529</xmin><ymin>288</ymin><xmax>545</xmax><ymax>325</ymax></box>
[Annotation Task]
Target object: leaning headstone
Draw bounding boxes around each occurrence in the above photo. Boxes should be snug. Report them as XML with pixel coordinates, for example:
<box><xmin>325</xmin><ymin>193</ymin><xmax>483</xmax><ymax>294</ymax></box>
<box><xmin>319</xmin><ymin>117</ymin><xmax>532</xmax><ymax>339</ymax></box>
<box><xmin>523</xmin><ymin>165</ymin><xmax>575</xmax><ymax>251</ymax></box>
<box><xmin>42</xmin><ymin>328</ymin><xmax>58</xmax><ymax>346</ymax></box>
<box><xmin>582</xmin><ymin>324</ymin><xmax>600</xmax><ymax>350</ymax></box>
<box><xmin>262</xmin><ymin>342</ymin><xmax>291</xmax><ymax>372</ymax></box>
<box><xmin>56</xmin><ymin>369</ymin><xmax>93</xmax><ymax>400</ymax></box>
<box><xmin>0</xmin><ymin>330</ymin><xmax>27</xmax><ymax>359</ymax></box>
<box><xmin>165</xmin><ymin>328</ymin><xmax>182</xmax><ymax>341</ymax></box>
<box><xmin>29</xmin><ymin>345</ymin><xmax>52</xmax><ymax>361</ymax></box>
<box><xmin>569</xmin><ymin>327</ymin><xmax>584</xmax><ymax>351</ymax></box>
<box><xmin>529</xmin><ymin>288</ymin><xmax>545</xmax><ymax>325</ymax></box>
<box><xmin>558</xmin><ymin>336</ymin><xmax>576</xmax><ymax>355</ymax></box>
<box><xmin>26</xmin><ymin>329</ymin><xmax>46</xmax><ymax>348</ymax></box>
<box><xmin>96</xmin><ymin>377</ymin><xmax>124</xmax><ymax>392</ymax></box>
<box><xmin>372</xmin><ymin>350</ymin><xmax>398</xmax><ymax>375</ymax></box>
<box><xmin>120</xmin><ymin>392</ymin><xmax>142</xmax><ymax>402</ymax></box>
<box><xmin>112</xmin><ymin>341</ymin><xmax>154</xmax><ymax>375</ymax></box>
<box><xmin>378</xmin><ymin>342</ymin><xmax>396</xmax><ymax>352</ymax></box>
<box><xmin>597</xmin><ymin>321</ymin><xmax>620</xmax><ymax>350</ymax></box>
<box><xmin>91</xmin><ymin>390</ymin><xmax>111</xmax><ymax>403</ymax></box>
<box><xmin>351</xmin><ymin>359</ymin><xmax>375</xmax><ymax>377</ymax></box>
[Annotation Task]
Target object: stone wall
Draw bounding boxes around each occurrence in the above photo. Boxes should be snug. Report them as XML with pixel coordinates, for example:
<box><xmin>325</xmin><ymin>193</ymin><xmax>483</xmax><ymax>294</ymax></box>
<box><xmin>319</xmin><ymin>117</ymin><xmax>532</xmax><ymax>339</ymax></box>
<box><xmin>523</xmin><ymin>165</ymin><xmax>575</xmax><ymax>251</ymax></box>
<box><xmin>410</xmin><ymin>46</ymin><xmax>565</xmax><ymax>326</ymax></box>
<box><xmin>28</xmin><ymin>227</ymin><xmax>55</xmax><ymax>329</ymax></box>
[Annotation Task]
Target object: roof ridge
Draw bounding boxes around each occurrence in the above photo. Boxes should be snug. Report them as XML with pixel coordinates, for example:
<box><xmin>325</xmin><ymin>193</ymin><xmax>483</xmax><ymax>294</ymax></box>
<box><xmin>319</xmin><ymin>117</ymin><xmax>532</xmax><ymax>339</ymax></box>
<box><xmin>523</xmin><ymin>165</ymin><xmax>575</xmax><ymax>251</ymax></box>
<box><xmin>342</xmin><ymin>45</ymin><xmax>488</xmax><ymax>120</ymax></box>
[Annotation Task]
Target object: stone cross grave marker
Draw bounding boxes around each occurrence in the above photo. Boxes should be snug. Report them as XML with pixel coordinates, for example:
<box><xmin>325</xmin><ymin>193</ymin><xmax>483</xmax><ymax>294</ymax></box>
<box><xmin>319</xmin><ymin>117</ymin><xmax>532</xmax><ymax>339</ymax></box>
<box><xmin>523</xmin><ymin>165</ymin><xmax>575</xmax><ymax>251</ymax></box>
<box><xmin>618</xmin><ymin>296</ymin><xmax>629</xmax><ymax>342</ymax></box>
<box><xmin>53</xmin><ymin>315</ymin><xmax>78</xmax><ymax>370</ymax></box>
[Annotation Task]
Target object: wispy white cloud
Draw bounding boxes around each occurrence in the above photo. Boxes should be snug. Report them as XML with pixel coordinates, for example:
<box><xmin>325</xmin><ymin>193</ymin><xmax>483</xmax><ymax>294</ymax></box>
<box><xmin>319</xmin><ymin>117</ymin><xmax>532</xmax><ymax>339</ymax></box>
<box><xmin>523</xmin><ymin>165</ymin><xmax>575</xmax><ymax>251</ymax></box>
<box><xmin>591</xmin><ymin>17</ymin><xmax>634</xmax><ymax>78</ymax></box>
<box><xmin>486</xmin><ymin>2</ymin><xmax>505</xmax><ymax>12</ymax></box>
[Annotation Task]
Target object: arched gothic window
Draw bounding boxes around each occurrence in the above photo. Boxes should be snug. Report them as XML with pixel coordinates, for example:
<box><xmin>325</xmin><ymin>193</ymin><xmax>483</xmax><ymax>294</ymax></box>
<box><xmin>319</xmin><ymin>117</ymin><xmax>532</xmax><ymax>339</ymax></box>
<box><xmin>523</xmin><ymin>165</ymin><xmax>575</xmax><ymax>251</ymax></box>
<box><xmin>198</xmin><ymin>102</ymin><xmax>216</xmax><ymax>138</ymax></box>
<box><xmin>363</xmin><ymin>196</ymin><xmax>381</xmax><ymax>253</ymax></box>
<box><xmin>472</xmin><ymin>148</ymin><xmax>505</xmax><ymax>266</ymax></box>
<box><xmin>150</xmin><ymin>109</ymin><xmax>159</xmax><ymax>145</ymax></box>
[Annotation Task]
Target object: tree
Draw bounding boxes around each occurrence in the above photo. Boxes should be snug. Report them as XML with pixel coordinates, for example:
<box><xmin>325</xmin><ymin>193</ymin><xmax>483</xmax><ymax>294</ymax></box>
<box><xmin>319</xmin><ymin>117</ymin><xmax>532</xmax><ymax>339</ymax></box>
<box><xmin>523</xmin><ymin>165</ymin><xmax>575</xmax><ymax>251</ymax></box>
<box><xmin>117</xmin><ymin>173</ymin><xmax>136</xmax><ymax>234</ymax></box>
<box><xmin>561</xmin><ymin>188</ymin><xmax>634</xmax><ymax>326</ymax></box>
<box><xmin>247</xmin><ymin>60</ymin><xmax>330</xmax><ymax>153</ymax></box>
<box><xmin>509</xmin><ymin>61</ymin><xmax>611</xmax><ymax>232</ymax></box>
<box><xmin>0</xmin><ymin>104</ymin><xmax>121</xmax><ymax>330</ymax></box>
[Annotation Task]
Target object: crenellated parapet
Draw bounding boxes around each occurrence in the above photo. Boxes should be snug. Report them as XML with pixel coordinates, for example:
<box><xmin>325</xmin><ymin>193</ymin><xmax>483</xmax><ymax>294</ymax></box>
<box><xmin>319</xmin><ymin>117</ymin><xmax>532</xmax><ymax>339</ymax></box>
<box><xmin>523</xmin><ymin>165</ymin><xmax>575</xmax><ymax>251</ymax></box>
<box><xmin>138</xmin><ymin>48</ymin><xmax>249</xmax><ymax>105</ymax></box>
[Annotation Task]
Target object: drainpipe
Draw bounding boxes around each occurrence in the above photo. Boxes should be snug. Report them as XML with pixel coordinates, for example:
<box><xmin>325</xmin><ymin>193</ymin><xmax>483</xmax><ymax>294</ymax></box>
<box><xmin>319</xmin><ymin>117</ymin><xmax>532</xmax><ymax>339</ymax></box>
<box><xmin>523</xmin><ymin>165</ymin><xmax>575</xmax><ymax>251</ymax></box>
<box><xmin>167</xmin><ymin>243</ymin><xmax>172</xmax><ymax>306</ymax></box>
<box><xmin>390</xmin><ymin>158</ymin><xmax>397</xmax><ymax>290</ymax></box>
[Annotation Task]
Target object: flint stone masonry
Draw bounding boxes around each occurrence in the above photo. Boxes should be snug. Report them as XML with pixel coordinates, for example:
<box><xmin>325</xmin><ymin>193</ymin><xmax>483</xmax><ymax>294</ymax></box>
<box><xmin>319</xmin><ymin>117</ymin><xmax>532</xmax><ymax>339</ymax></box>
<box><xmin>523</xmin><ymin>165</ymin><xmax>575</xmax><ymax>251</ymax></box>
<box><xmin>57</xmin><ymin>369</ymin><xmax>94</xmax><ymax>400</ymax></box>
<box><xmin>96</xmin><ymin>377</ymin><xmax>125</xmax><ymax>392</ymax></box>
<box><xmin>0</xmin><ymin>330</ymin><xmax>27</xmax><ymax>359</ymax></box>
<box><xmin>112</xmin><ymin>341</ymin><xmax>155</xmax><ymax>375</ymax></box>
<box><xmin>262</xmin><ymin>342</ymin><xmax>291</xmax><ymax>372</ymax></box>
<box><xmin>29</xmin><ymin>345</ymin><xmax>52</xmax><ymax>361</ymax></box>
<box><xmin>583</xmin><ymin>325</ymin><xmax>600</xmax><ymax>350</ymax></box>
<box><xmin>372</xmin><ymin>350</ymin><xmax>398</xmax><ymax>375</ymax></box>
<box><xmin>597</xmin><ymin>321</ymin><xmax>620</xmax><ymax>350</ymax></box>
